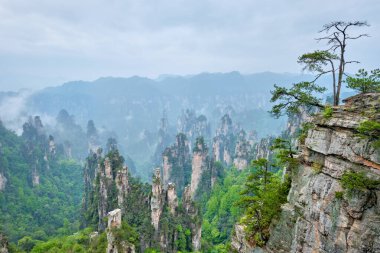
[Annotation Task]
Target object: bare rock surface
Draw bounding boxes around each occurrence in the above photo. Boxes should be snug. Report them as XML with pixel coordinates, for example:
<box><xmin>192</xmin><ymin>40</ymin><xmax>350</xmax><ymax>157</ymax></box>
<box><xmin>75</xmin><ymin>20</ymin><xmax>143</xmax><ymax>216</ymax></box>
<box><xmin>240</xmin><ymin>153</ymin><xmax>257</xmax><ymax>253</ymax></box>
<box><xmin>249</xmin><ymin>93</ymin><xmax>380</xmax><ymax>253</ymax></box>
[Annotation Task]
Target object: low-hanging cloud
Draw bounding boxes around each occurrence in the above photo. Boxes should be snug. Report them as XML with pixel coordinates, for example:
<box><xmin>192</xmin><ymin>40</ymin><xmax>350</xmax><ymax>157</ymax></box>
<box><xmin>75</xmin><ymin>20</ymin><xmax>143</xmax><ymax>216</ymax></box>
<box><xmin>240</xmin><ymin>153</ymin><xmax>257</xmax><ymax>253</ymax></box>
<box><xmin>0</xmin><ymin>91</ymin><xmax>56</xmax><ymax>134</ymax></box>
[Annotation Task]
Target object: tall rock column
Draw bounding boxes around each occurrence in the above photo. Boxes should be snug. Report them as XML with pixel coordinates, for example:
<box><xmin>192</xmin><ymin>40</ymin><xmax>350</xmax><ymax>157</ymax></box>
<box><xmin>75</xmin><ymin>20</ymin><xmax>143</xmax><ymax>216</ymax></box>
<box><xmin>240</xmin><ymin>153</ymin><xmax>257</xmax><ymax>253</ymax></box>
<box><xmin>212</xmin><ymin>114</ymin><xmax>236</xmax><ymax>166</ymax></box>
<box><xmin>183</xmin><ymin>186</ymin><xmax>202</xmax><ymax>251</ymax></box>
<box><xmin>167</xmin><ymin>183</ymin><xmax>178</xmax><ymax>216</ymax></box>
<box><xmin>162</xmin><ymin>133</ymin><xmax>191</xmax><ymax>191</ymax></box>
<box><xmin>0</xmin><ymin>173</ymin><xmax>7</xmax><ymax>192</ymax></box>
<box><xmin>233</xmin><ymin>130</ymin><xmax>251</xmax><ymax>170</ymax></box>
<box><xmin>151</xmin><ymin>168</ymin><xmax>163</xmax><ymax>231</ymax></box>
<box><xmin>116</xmin><ymin>166</ymin><xmax>129</xmax><ymax>208</ymax></box>
<box><xmin>98</xmin><ymin>162</ymin><xmax>109</xmax><ymax>231</ymax></box>
<box><xmin>106</xmin><ymin>209</ymin><xmax>135</xmax><ymax>253</ymax></box>
<box><xmin>190</xmin><ymin>137</ymin><xmax>209</xmax><ymax>198</ymax></box>
<box><xmin>0</xmin><ymin>233</ymin><xmax>8</xmax><ymax>253</ymax></box>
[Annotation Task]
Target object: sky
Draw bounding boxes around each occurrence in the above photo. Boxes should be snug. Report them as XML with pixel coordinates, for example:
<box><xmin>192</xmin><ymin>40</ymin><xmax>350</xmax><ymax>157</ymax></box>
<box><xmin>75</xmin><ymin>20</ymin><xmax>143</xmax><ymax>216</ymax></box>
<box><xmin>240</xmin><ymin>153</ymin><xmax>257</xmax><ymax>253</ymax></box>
<box><xmin>0</xmin><ymin>0</ymin><xmax>379</xmax><ymax>91</ymax></box>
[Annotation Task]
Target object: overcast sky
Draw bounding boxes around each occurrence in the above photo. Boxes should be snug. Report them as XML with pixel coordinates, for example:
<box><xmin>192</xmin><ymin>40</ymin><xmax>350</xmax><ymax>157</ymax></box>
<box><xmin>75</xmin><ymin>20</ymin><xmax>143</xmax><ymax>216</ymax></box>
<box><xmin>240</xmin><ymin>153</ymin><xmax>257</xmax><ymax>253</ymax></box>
<box><xmin>0</xmin><ymin>0</ymin><xmax>379</xmax><ymax>91</ymax></box>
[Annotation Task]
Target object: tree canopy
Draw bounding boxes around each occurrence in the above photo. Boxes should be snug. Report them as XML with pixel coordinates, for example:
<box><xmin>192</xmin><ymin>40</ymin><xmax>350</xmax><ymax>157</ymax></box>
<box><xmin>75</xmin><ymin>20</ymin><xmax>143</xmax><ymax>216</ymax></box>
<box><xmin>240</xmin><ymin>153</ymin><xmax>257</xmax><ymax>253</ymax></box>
<box><xmin>270</xmin><ymin>20</ymin><xmax>370</xmax><ymax>117</ymax></box>
<box><xmin>346</xmin><ymin>69</ymin><xmax>380</xmax><ymax>93</ymax></box>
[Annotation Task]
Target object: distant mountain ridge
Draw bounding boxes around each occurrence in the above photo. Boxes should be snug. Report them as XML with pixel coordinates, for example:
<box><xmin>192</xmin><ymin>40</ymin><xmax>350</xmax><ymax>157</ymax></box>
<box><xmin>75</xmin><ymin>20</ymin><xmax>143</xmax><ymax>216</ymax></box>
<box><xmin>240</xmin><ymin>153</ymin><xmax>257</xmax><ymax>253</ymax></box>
<box><xmin>1</xmin><ymin>71</ymin><xmax>351</xmax><ymax>179</ymax></box>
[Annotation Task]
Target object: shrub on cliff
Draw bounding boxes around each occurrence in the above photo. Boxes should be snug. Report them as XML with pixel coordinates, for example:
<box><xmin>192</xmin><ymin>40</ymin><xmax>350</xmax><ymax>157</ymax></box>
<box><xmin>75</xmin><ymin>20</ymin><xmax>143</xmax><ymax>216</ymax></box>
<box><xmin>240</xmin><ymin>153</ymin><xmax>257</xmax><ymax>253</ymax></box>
<box><xmin>238</xmin><ymin>159</ymin><xmax>291</xmax><ymax>247</ymax></box>
<box><xmin>356</xmin><ymin>120</ymin><xmax>380</xmax><ymax>149</ymax></box>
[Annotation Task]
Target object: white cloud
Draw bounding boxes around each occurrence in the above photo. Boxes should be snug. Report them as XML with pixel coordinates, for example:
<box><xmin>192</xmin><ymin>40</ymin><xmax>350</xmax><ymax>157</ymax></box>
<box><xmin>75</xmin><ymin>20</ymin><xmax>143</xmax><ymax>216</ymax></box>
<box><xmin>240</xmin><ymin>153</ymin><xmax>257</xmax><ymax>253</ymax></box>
<box><xmin>0</xmin><ymin>0</ymin><xmax>379</xmax><ymax>91</ymax></box>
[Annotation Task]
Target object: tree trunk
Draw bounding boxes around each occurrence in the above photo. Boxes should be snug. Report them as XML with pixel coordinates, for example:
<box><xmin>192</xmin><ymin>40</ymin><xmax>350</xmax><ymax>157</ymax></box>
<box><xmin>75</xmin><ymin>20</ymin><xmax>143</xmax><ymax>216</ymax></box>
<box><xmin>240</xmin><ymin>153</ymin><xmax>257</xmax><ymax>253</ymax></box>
<box><xmin>336</xmin><ymin>45</ymin><xmax>346</xmax><ymax>106</ymax></box>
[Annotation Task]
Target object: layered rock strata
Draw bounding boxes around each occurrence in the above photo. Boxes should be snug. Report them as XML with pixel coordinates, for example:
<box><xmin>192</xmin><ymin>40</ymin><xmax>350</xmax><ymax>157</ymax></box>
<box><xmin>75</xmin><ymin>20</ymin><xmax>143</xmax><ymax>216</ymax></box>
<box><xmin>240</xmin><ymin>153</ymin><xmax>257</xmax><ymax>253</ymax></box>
<box><xmin>263</xmin><ymin>93</ymin><xmax>380</xmax><ymax>253</ymax></box>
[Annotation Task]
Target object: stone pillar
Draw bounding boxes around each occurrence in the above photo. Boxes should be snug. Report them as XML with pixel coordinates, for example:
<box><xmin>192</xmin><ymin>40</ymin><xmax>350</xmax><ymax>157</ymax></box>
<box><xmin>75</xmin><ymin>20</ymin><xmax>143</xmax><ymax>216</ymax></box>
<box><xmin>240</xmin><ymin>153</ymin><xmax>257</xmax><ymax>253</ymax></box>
<box><xmin>116</xmin><ymin>166</ymin><xmax>129</xmax><ymax>208</ymax></box>
<box><xmin>151</xmin><ymin>168</ymin><xmax>163</xmax><ymax>231</ymax></box>
<box><xmin>167</xmin><ymin>183</ymin><xmax>178</xmax><ymax>215</ymax></box>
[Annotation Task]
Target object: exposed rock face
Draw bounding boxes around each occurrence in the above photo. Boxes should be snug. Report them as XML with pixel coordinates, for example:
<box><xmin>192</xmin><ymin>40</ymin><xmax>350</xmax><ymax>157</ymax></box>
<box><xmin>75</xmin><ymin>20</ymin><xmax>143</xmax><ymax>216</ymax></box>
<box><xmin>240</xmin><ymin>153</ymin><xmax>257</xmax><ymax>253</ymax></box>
<box><xmin>233</xmin><ymin>130</ymin><xmax>252</xmax><ymax>170</ymax></box>
<box><xmin>212</xmin><ymin>114</ymin><xmax>236</xmax><ymax>166</ymax></box>
<box><xmin>116</xmin><ymin>166</ymin><xmax>129</xmax><ymax>208</ymax></box>
<box><xmin>106</xmin><ymin>209</ymin><xmax>135</xmax><ymax>253</ymax></box>
<box><xmin>183</xmin><ymin>186</ymin><xmax>202</xmax><ymax>251</ymax></box>
<box><xmin>0</xmin><ymin>233</ymin><xmax>8</xmax><ymax>253</ymax></box>
<box><xmin>108</xmin><ymin>208</ymin><xmax>122</xmax><ymax>230</ymax></box>
<box><xmin>0</xmin><ymin>173</ymin><xmax>7</xmax><ymax>191</ymax></box>
<box><xmin>153</xmin><ymin>111</ymin><xmax>173</xmax><ymax>165</ymax></box>
<box><xmin>22</xmin><ymin>116</ymin><xmax>50</xmax><ymax>187</ymax></box>
<box><xmin>48</xmin><ymin>135</ymin><xmax>56</xmax><ymax>155</ymax></box>
<box><xmin>151</xmin><ymin>170</ymin><xmax>202</xmax><ymax>252</ymax></box>
<box><xmin>167</xmin><ymin>183</ymin><xmax>178</xmax><ymax>216</ymax></box>
<box><xmin>162</xmin><ymin>133</ymin><xmax>191</xmax><ymax>191</ymax></box>
<box><xmin>104</xmin><ymin>157</ymin><xmax>113</xmax><ymax>179</ymax></box>
<box><xmin>190</xmin><ymin>137</ymin><xmax>209</xmax><ymax>197</ymax></box>
<box><xmin>253</xmin><ymin>137</ymin><xmax>274</xmax><ymax>161</ymax></box>
<box><xmin>32</xmin><ymin>166</ymin><xmax>40</xmax><ymax>186</ymax></box>
<box><xmin>264</xmin><ymin>93</ymin><xmax>380</xmax><ymax>253</ymax></box>
<box><xmin>83</xmin><ymin>149</ymin><xmax>130</xmax><ymax>231</ymax></box>
<box><xmin>177</xmin><ymin>109</ymin><xmax>211</xmax><ymax>150</ymax></box>
<box><xmin>98</xmin><ymin>166</ymin><xmax>109</xmax><ymax>230</ymax></box>
<box><xmin>286</xmin><ymin>107</ymin><xmax>313</xmax><ymax>138</ymax></box>
<box><xmin>87</xmin><ymin>120</ymin><xmax>100</xmax><ymax>153</ymax></box>
<box><xmin>231</xmin><ymin>224</ymin><xmax>254</xmax><ymax>253</ymax></box>
<box><xmin>151</xmin><ymin>169</ymin><xmax>163</xmax><ymax>231</ymax></box>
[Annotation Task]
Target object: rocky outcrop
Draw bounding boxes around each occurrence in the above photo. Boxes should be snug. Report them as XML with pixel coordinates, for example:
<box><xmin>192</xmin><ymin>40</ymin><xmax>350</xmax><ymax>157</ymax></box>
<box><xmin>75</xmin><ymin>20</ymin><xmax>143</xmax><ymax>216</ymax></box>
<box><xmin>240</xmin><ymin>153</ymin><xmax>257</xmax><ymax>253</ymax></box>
<box><xmin>151</xmin><ymin>169</ymin><xmax>163</xmax><ymax>231</ymax></box>
<box><xmin>151</xmin><ymin>169</ymin><xmax>202</xmax><ymax>252</ymax></box>
<box><xmin>0</xmin><ymin>173</ymin><xmax>7</xmax><ymax>191</ymax></box>
<box><xmin>231</xmin><ymin>224</ymin><xmax>254</xmax><ymax>253</ymax></box>
<box><xmin>167</xmin><ymin>183</ymin><xmax>178</xmax><ymax>216</ymax></box>
<box><xmin>285</xmin><ymin>107</ymin><xmax>313</xmax><ymax>138</ymax></box>
<box><xmin>177</xmin><ymin>109</ymin><xmax>211</xmax><ymax>150</ymax></box>
<box><xmin>0</xmin><ymin>233</ymin><xmax>8</xmax><ymax>253</ymax></box>
<box><xmin>233</xmin><ymin>130</ymin><xmax>252</xmax><ymax>170</ymax></box>
<box><xmin>22</xmin><ymin>116</ymin><xmax>50</xmax><ymax>187</ymax></box>
<box><xmin>253</xmin><ymin>137</ymin><xmax>274</xmax><ymax>161</ymax></box>
<box><xmin>162</xmin><ymin>133</ymin><xmax>191</xmax><ymax>191</ymax></box>
<box><xmin>116</xmin><ymin>166</ymin><xmax>129</xmax><ymax>208</ymax></box>
<box><xmin>153</xmin><ymin>111</ymin><xmax>173</xmax><ymax>165</ymax></box>
<box><xmin>212</xmin><ymin>114</ymin><xmax>237</xmax><ymax>166</ymax></box>
<box><xmin>106</xmin><ymin>209</ymin><xmax>135</xmax><ymax>253</ymax></box>
<box><xmin>183</xmin><ymin>186</ymin><xmax>202</xmax><ymax>251</ymax></box>
<box><xmin>263</xmin><ymin>93</ymin><xmax>380</xmax><ymax>253</ymax></box>
<box><xmin>87</xmin><ymin>120</ymin><xmax>100</xmax><ymax>153</ymax></box>
<box><xmin>82</xmin><ymin>148</ymin><xmax>130</xmax><ymax>231</ymax></box>
<box><xmin>98</xmin><ymin>166</ymin><xmax>109</xmax><ymax>230</ymax></box>
<box><xmin>48</xmin><ymin>135</ymin><xmax>56</xmax><ymax>155</ymax></box>
<box><xmin>190</xmin><ymin>137</ymin><xmax>209</xmax><ymax>197</ymax></box>
<box><xmin>32</xmin><ymin>166</ymin><xmax>40</xmax><ymax>186</ymax></box>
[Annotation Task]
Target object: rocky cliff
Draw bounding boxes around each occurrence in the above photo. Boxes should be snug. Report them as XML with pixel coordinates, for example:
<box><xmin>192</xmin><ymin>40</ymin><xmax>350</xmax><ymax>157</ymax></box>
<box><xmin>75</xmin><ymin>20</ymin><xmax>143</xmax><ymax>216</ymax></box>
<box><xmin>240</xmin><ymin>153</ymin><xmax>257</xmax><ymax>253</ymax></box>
<box><xmin>0</xmin><ymin>234</ymin><xmax>8</xmax><ymax>253</ymax></box>
<box><xmin>106</xmin><ymin>209</ymin><xmax>136</xmax><ymax>253</ymax></box>
<box><xmin>212</xmin><ymin>114</ymin><xmax>237</xmax><ymax>166</ymax></box>
<box><xmin>183</xmin><ymin>186</ymin><xmax>202</xmax><ymax>252</ymax></box>
<box><xmin>177</xmin><ymin>109</ymin><xmax>211</xmax><ymax>151</ymax></box>
<box><xmin>153</xmin><ymin>111</ymin><xmax>173</xmax><ymax>165</ymax></box>
<box><xmin>0</xmin><ymin>173</ymin><xmax>7</xmax><ymax>192</ymax></box>
<box><xmin>254</xmin><ymin>93</ymin><xmax>380</xmax><ymax>253</ymax></box>
<box><xmin>190</xmin><ymin>137</ymin><xmax>210</xmax><ymax>197</ymax></box>
<box><xmin>82</xmin><ymin>147</ymin><xmax>130</xmax><ymax>231</ymax></box>
<box><xmin>162</xmin><ymin>133</ymin><xmax>191</xmax><ymax>192</ymax></box>
<box><xmin>233</xmin><ymin>130</ymin><xmax>252</xmax><ymax>170</ymax></box>
<box><xmin>151</xmin><ymin>169</ymin><xmax>163</xmax><ymax>231</ymax></box>
<box><xmin>150</xmin><ymin>169</ymin><xmax>202</xmax><ymax>252</ymax></box>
